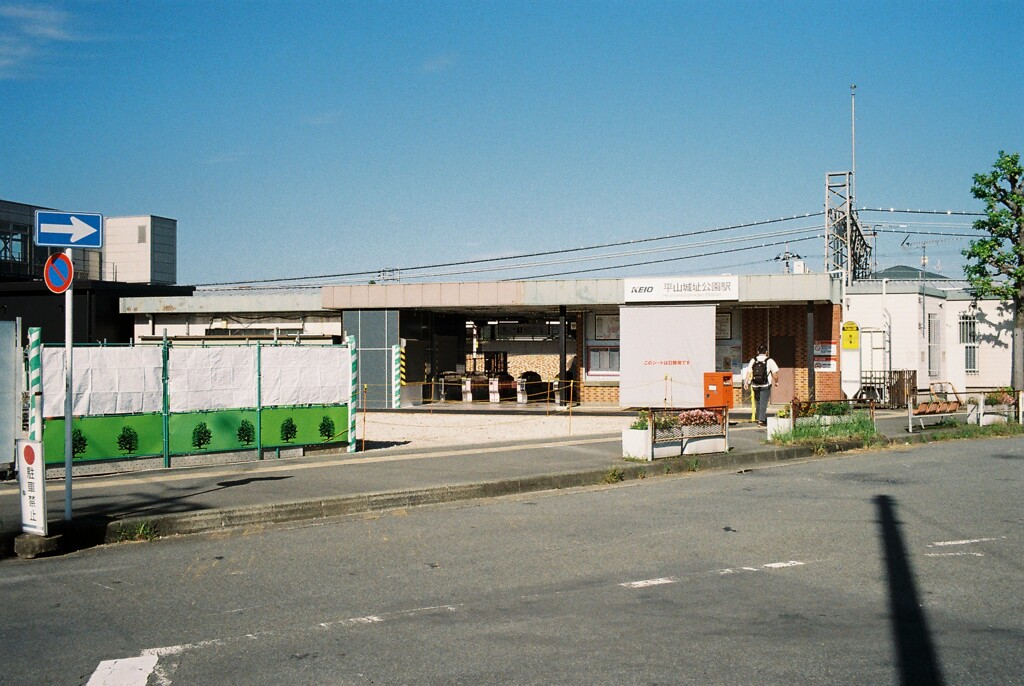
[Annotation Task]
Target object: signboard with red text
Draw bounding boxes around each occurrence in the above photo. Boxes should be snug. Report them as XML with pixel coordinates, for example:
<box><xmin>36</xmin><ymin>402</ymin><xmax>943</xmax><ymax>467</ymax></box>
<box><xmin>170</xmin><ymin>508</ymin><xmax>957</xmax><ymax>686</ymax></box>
<box><xmin>17</xmin><ymin>440</ymin><xmax>47</xmax><ymax>536</ymax></box>
<box><xmin>619</xmin><ymin>305</ymin><xmax>715</xmax><ymax>408</ymax></box>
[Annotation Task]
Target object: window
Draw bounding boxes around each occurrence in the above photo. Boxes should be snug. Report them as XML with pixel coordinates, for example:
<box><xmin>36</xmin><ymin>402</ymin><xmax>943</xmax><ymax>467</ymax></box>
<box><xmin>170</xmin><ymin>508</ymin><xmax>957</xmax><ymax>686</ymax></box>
<box><xmin>927</xmin><ymin>313</ymin><xmax>940</xmax><ymax>377</ymax></box>
<box><xmin>594</xmin><ymin>314</ymin><xmax>619</xmax><ymax>340</ymax></box>
<box><xmin>138</xmin><ymin>225</ymin><xmax>147</xmax><ymax>243</ymax></box>
<box><xmin>588</xmin><ymin>346</ymin><xmax>619</xmax><ymax>375</ymax></box>
<box><xmin>959</xmin><ymin>312</ymin><xmax>978</xmax><ymax>374</ymax></box>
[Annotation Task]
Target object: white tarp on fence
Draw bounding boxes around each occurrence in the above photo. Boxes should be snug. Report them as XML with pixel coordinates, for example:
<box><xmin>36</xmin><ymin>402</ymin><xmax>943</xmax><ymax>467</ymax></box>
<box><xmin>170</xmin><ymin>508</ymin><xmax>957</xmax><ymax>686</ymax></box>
<box><xmin>42</xmin><ymin>344</ymin><xmax>352</xmax><ymax>416</ymax></box>
<box><xmin>168</xmin><ymin>347</ymin><xmax>257</xmax><ymax>412</ymax></box>
<box><xmin>260</xmin><ymin>345</ymin><xmax>349</xmax><ymax>406</ymax></box>
<box><xmin>42</xmin><ymin>346</ymin><xmax>163</xmax><ymax>417</ymax></box>
<box><xmin>619</xmin><ymin>305</ymin><xmax>716</xmax><ymax>408</ymax></box>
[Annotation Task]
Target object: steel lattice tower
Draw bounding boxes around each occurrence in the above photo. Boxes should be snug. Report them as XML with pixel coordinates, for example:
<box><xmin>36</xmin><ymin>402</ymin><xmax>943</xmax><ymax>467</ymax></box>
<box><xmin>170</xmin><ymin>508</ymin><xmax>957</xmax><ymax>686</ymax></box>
<box><xmin>825</xmin><ymin>171</ymin><xmax>872</xmax><ymax>285</ymax></box>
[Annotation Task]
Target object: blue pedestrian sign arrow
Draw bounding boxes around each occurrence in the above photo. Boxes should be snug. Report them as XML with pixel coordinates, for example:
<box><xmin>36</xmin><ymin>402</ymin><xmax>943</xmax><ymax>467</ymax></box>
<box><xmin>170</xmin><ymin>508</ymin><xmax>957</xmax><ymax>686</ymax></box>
<box><xmin>34</xmin><ymin>211</ymin><xmax>104</xmax><ymax>249</ymax></box>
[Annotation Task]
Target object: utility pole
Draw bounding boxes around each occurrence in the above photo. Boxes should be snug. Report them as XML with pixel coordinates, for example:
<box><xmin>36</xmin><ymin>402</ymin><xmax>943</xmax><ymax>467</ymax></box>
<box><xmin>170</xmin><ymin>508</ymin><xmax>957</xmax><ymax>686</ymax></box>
<box><xmin>850</xmin><ymin>84</ymin><xmax>856</xmax><ymax>204</ymax></box>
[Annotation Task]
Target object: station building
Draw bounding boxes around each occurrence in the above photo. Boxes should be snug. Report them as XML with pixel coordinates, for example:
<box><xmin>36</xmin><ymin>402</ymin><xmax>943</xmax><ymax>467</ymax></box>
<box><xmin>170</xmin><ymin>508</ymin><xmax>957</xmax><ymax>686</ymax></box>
<box><xmin>122</xmin><ymin>272</ymin><xmax>844</xmax><ymax>409</ymax></box>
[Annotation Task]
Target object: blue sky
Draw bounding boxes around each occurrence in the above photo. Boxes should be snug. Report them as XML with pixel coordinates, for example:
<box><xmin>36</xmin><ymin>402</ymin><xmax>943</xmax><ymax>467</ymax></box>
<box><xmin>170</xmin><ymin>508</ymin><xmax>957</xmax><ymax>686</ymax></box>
<box><xmin>2</xmin><ymin>1</ymin><xmax>1021</xmax><ymax>286</ymax></box>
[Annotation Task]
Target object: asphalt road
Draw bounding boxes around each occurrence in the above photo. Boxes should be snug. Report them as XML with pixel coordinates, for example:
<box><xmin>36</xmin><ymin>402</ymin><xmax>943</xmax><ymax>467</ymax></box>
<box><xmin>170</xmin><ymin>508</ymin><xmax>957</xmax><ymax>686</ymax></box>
<box><xmin>0</xmin><ymin>438</ymin><xmax>1021</xmax><ymax>685</ymax></box>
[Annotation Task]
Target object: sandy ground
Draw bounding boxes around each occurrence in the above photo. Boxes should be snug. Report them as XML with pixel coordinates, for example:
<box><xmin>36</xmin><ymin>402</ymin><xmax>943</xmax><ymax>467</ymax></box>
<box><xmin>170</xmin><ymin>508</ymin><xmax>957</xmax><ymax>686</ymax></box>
<box><xmin>355</xmin><ymin>410</ymin><xmax>635</xmax><ymax>450</ymax></box>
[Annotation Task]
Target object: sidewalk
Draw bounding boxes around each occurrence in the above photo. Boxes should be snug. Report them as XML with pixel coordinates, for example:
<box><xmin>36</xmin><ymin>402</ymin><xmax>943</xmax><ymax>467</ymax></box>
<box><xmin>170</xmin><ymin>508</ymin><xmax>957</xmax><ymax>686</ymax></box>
<box><xmin>0</xmin><ymin>406</ymin><xmax>962</xmax><ymax>558</ymax></box>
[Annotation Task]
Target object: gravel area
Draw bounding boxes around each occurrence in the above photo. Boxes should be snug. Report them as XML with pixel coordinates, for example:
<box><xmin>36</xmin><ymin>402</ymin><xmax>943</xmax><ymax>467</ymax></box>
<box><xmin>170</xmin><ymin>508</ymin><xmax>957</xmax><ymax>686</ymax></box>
<box><xmin>356</xmin><ymin>410</ymin><xmax>634</xmax><ymax>450</ymax></box>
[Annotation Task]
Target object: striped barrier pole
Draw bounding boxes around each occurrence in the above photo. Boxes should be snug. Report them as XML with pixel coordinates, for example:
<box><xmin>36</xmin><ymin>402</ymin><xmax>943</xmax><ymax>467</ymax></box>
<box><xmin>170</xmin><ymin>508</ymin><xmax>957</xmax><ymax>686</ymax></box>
<box><xmin>28</xmin><ymin>327</ymin><xmax>42</xmax><ymax>441</ymax></box>
<box><xmin>391</xmin><ymin>344</ymin><xmax>402</xmax><ymax>409</ymax></box>
<box><xmin>347</xmin><ymin>336</ymin><xmax>358</xmax><ymax>453</ymax></box>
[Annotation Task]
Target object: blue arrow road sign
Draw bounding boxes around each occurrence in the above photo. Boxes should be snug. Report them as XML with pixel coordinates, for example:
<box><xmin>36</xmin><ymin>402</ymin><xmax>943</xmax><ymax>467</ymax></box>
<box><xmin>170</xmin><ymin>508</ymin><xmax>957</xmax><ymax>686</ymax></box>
<box><xmin>34</xmin><ymin>211</ymin><xmax>104</xmax><ymax>249</ymax></box>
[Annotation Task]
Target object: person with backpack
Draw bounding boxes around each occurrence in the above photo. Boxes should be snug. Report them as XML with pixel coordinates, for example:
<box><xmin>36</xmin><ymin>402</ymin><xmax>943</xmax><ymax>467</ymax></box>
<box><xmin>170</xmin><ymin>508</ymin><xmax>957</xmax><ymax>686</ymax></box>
<box><xmin>744</xmin><ymin>344</ymin><xmax>779</xmax><ymax>426</ymax></box>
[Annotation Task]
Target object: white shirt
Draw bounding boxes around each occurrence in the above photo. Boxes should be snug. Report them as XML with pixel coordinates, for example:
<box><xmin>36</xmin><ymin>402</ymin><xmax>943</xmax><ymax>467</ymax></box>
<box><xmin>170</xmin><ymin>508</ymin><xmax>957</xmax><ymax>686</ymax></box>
<box><xmin>744</xmin><ymin>354</ymin><xmax>779</xmax><ymax>387</ymax></box>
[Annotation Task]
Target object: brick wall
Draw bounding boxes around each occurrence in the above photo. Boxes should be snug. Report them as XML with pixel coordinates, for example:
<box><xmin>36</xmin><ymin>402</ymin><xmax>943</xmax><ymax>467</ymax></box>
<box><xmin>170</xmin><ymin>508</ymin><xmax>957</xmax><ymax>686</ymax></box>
<box><xmin>580</xmin><ymin>384</ymin><xmax>619</xmax><ymax>404</ymax></box>
<box><xmin>741</xmin><ymin>303</ymin><xmax>842</xmax><ymax>401</ymax></box>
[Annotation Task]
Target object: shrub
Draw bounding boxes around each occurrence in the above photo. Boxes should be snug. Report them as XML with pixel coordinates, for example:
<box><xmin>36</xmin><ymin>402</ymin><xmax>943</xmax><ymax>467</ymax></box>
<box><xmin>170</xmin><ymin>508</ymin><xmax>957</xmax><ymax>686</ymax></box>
<box><xmin>984</xmin><ymin>388</ymin><xmax>1015</xmax><ymax>406</ymax></box>
<box><xmin>678</xmin><ymin>409</ymin><xmax>722</xmax><ymax>426</ymax></box>
<box><xmin>816</xmin><ymin>401</ymin><xmax>851</xmax><ymax>416</ymax></box>
<box><xmin>629</xmin><ymin>412</ymin><xmax>650</xmax><ymax>430</ymax></box>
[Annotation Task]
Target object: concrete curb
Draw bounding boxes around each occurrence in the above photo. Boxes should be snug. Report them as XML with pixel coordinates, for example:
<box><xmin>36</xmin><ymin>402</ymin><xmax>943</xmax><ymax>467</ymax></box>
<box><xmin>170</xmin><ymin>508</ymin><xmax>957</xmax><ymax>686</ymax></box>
<box><xmin>101</xmin><ymin>443</ymin><xmax>823</xmax><ymax>544</ymax></box>
<box><xmin>1</xmin><ymin>434</ymin><xmax>935</xmax><ymax>557</ymax></box>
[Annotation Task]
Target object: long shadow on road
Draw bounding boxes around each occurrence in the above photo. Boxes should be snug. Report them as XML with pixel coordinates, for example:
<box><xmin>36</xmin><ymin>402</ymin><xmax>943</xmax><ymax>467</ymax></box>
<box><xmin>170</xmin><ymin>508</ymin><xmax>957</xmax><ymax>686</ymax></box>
<box><xmin>874</xmin><ymin>494</ymin><xmax>944</xmax><ymax>686</ymax></box>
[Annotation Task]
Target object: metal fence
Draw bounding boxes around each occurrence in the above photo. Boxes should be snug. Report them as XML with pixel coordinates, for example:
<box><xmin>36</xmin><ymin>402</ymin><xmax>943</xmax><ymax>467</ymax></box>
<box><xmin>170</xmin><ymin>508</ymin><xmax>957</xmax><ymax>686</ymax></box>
<box><xmin>857</xmin><ymin>370</ymin><xmax>916</xmax><ymax>409</ymax></box>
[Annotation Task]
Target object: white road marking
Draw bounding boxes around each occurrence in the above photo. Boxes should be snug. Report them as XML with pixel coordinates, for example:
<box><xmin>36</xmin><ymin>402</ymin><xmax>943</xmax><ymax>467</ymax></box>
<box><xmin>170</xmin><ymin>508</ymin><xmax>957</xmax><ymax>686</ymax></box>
<box><xmin>317</xmin><ymin>604</ymin><xmax>459</xmax><ymax>630</ymax></box>
<box><xmin>620</xmin><ymin>577</ymin><xmax>677</xmax><ymax>588</ymax></box>
<box><xmin>86</xmin><ymin>655</ymin><xmax>159</xmax><ymax>686</ymax></box>
<box><xmin>716</xmin><ymin>560</ymin><xmax>806</xmax><ymax>575</ymax></box>
<box><xmin>926</xmin><ymin>552</ymin><xmax>985</xmax><ymax>558</ymax></box>
<box><xmin>623</xmin><ymin>561</ymin><xmax>808</xmax><ymax>583</ymax></box>
<box><xmin>928</xmin><ymin>536</ymin><xmax>1005</xmax><ymax>547</ymax></box>
<box><xmin>762</xmin><ymin>560</ymin><xmax>805</xmax><ymax>569</ymax></box>
<box><xmin>83</xmin><ymin>602</ymin><xmax>460</xmax><ymax>684</ymax></box>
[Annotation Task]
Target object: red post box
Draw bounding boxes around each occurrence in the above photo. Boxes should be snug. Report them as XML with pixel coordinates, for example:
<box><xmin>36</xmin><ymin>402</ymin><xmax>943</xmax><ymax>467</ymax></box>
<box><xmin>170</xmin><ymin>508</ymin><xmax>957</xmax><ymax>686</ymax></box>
<box><xmin>704</xmin><ymin>372</ymin><xmax>734</xmax><ymax>409</ymax></box>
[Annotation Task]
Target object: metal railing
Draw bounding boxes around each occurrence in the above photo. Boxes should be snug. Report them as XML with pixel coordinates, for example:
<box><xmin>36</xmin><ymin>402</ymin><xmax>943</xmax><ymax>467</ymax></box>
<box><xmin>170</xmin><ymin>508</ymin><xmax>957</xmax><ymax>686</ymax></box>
<box><xmin>857</xmin><ymin>370</ymin><xmax>916</xmax><ymax>409</ymax></box>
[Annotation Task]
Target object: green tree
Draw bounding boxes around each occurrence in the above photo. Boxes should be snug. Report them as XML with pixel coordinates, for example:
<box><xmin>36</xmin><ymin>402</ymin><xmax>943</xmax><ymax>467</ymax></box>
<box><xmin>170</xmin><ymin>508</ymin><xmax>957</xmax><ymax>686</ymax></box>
<box><xmin>319</xmin><ymin>416</ymin><xmax>336</xmax><ymax>442</ymax></box>
<box><xmin>117</xmin><ymin>426</ymin><xmax>139</xmax><ymax>455</ymax></box>
<box><xmin>280</xmin><ymin>417</ymin><xmax>298</xmax><ymax>443</ymax></box>
<box><xmin>237</xmin><ymin>419</ymin><xmax>256</xmax><ymax>446</ymax></box>
<box><xmin>963</xmin><ymin>151</ymin><xmax>1024</xmax><ymax>389</ymax></box>
<box><xmin>192</xmin><ymin>422</ymin><xmax>213</xmax><ymax>451</ymax></box>
<box><xmin>71</xmin><ymin>427</ymin><xmax>87</xmax><ymax>457</ymax></box>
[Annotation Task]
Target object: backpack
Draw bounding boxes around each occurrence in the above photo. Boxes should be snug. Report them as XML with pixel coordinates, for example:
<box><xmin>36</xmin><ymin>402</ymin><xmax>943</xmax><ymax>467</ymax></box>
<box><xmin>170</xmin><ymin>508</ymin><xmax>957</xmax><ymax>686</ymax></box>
<box><xmin>751</xmin><ymin>358</ymin><xmax>768</xmax><ymax>385</ymax></box>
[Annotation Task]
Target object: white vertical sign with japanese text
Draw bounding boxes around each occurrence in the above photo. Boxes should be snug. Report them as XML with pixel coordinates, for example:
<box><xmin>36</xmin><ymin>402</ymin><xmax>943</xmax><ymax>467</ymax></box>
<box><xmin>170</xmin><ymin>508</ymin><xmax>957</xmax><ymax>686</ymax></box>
<box><xmin>18</xmin><ymin>440</ymin><xmax>47</xmax><ymax>536</ymax></box>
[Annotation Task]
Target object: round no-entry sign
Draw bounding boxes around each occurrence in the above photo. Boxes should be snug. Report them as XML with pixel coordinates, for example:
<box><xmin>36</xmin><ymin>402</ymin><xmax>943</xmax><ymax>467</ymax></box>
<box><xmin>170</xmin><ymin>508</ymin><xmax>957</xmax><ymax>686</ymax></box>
<box><xmin>43</xmin><ymin>252</ymin><xmax>74</xmax><ymax>294</ymax></box>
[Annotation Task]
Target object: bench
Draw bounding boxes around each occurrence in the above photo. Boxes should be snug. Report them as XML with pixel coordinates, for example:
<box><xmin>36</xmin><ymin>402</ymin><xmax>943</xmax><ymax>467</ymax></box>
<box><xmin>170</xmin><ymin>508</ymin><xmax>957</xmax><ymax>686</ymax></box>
<box><xmin>907</xmin><ymin>382</ymin><xmax>963</xmax><ymax>433</ymax></box>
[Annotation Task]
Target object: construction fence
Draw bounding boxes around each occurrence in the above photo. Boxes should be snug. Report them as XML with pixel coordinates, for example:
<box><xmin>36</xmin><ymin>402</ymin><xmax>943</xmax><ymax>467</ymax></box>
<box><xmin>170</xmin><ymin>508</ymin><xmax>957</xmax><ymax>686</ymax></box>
<box><xmin>34</xmin><ymin>339</ymin><xmax>354</xmax><ymax>467</ymax></box>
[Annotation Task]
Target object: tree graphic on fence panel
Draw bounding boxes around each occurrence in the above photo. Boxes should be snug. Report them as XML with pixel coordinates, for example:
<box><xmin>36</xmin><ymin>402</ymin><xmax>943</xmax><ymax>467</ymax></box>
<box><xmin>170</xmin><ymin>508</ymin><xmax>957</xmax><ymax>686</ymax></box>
<box><xmin>72</xmin><ymin>428</ymin><xmax>87</xmax><ymax>457</ymax></box>
<box><xmin>117</xmin><ymin>426</ymin><xmax>139</xmax><ymax>455</ymax></box>
<box><xmin>280</xmin><ymin>418</ymin><xmax>297</xmax><ymax>443</ymax></box>
<box><xmin>192</xmin><ymin>422</ymin><xmax>212</xmax><ymax>450</ymax></box>
<box><xmin>319</xmin><ymin>416</ymin><xmax>335</xmax><ymax>442</ymax></box>
<box><xmin>237</xmin><ymin>419</ymin><xmax>255</xmax><ymax>446</ymax></box>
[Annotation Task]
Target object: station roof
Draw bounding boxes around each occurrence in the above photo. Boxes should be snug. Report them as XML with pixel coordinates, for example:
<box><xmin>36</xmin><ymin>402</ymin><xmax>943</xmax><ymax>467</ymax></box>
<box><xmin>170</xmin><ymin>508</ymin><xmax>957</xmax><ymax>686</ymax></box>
<box><xmin>120</xmin><ymin>274</ymin><xmax>839</xmax><ymax>317</ymax></box>
<box><xmin>320</xmin><ymin>274</ymin><xmax>838</xmax><ymax>315</ymax></box>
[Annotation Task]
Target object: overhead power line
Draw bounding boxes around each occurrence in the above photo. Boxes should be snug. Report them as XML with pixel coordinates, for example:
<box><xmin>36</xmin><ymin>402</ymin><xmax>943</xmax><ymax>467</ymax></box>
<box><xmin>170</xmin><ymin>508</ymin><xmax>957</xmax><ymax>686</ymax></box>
<box><xmin>317</xmin><ymin>225</ymin><xmax>824</xmax><ymax>285</ymax></box>
<box><xmin>205</xmin><ymin>227</ymin><xmax>823</xmax><ymax>291</ymax></box>
<box><xmin>857</xmin><ymin>207</ymin><xmax>984</xmax><ymax>217</ymax></box>
<box><xmin>872</xmin><ymin>228</ymin><xmax>975</xmax><ymax>238</ymax></box>
<box><xmin>195</xmin><ymin>211</ymin><xmax>825</xmax><ymax>287</ymax></box>
<box><xmin>512</xmin><ymin>235</ymin><xmax>823</xmax><ymax>280</ymax></box>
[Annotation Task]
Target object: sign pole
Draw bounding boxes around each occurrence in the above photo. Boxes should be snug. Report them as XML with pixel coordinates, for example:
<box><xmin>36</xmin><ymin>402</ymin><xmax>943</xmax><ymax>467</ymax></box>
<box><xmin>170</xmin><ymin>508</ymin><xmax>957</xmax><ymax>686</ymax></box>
<box><xmin>34</xmin><ymin>210</ymin><xmax>102</xmax><ymax>526</ymax></box>
<box><xmin>63</xmin><ymin>248</ymin><xmax>73</xmax><ymax>521</ymax></box>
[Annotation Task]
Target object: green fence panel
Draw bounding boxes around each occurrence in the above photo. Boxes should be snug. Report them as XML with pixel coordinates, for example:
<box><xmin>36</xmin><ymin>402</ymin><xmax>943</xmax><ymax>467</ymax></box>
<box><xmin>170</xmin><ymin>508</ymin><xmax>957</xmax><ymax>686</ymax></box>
<box><xmin>168</xmin><ymin>409</ymin><xmax>259</xmax><ymax>455</ymax></box>
<box><xmin>42</xmin><ymin>405</ymin><xmax>348</xmax><ymax>464</ymax></box>
<box><xmin>261</xmin><ymin>405</ymin><xmax>348</xmax><ymax>448</ymax></box>
<box><xmin>43</xmin><ymin>413</ymin><xmax>164</xmax><ymax>465</ymax></box>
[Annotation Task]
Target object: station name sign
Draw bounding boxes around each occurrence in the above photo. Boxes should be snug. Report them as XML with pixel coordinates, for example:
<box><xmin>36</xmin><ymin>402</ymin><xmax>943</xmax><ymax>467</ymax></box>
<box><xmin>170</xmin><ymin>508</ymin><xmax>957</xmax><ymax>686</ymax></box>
<box><xmin>624</xmin><ymin>276</ymin><xmax>740</xmax><ymax>303</ymax></box>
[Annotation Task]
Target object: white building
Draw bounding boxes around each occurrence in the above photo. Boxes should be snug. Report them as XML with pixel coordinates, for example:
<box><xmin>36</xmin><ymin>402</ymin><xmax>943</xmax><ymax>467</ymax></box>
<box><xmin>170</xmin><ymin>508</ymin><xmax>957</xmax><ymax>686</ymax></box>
<box><xmin>844</xmin><ymin>276</ymin><xmax>1013</xmax><ymax>396</ymax></box>
<box><xmin>70</xmin><ymin>215</ymin><xmax>177</xmax><ymax>284</ymax></box>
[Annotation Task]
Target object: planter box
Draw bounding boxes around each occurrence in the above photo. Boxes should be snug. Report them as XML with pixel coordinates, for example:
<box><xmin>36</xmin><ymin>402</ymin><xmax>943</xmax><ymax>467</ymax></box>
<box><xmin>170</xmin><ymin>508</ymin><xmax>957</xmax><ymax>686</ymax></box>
<box><xmin>622</xmin><ymin>427</ymin><xmax>652</xmax><ymax>461</ymax></box>
<box><xmin>969</xmin><ymin>404</ymin><xmax>1013</xmax><ymax>425</ymax></box>
<box><xmin>767</xmin><ymin>416</ymin><xmax>792</xmax><ymax>439</ymax></box>
<box><xmin>682</xmin><ymin>435</ymin><xmax>728</xmax><ymax>455</ymax></box>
